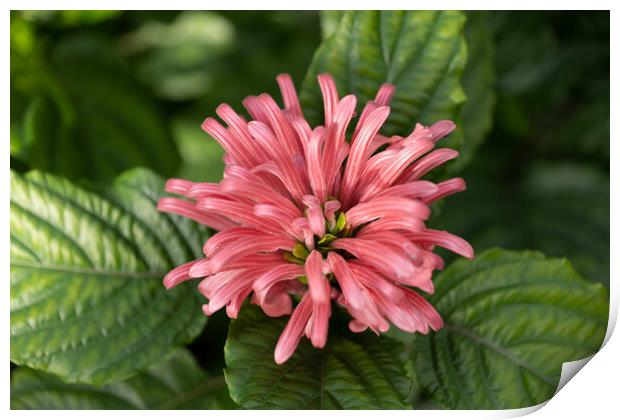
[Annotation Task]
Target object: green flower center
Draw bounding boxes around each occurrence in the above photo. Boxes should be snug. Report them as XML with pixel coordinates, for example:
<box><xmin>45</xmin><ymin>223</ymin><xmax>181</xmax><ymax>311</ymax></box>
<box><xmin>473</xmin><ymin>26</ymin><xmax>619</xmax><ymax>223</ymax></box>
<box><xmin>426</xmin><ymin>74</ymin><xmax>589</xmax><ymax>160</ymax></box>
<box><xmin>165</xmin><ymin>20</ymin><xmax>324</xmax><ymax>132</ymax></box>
<box><xmin>283</xmin><ymin>210</ymin><xmax>351</xmax><ymax>268</ymax></box>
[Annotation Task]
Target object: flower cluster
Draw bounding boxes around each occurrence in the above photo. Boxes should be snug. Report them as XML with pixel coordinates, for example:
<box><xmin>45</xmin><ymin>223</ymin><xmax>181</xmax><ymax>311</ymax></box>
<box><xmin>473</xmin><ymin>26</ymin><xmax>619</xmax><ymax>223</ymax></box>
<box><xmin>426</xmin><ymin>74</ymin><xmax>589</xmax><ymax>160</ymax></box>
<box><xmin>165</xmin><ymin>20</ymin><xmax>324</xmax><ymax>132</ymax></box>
<box><xmin>158</xmin><ymin>74</ymin><xmax>473</xmax><ymax>364</ymax></box>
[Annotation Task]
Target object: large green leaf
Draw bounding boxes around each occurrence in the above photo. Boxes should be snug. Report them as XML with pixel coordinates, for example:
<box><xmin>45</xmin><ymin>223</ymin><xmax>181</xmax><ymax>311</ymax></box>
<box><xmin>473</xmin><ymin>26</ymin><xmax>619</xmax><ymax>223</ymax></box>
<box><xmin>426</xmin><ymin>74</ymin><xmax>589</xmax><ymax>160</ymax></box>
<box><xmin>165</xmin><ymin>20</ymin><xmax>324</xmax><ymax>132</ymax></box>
<box><xmin>11</xmin><ymin>348</ymin><xmax>236</xmax><ymax>409</ymax></box>
<box><xmin>224</xmin><ymin>305</ymin><xmax>412</xmax><ymax>409</ymax></box>
<box><xmin>411</xmin><ymin>249</ymin><xmax>609</xmax><ymax>409</ymax></box>
<box><xmin>10</xmin><ymin>168</ymin><xmax>207</xmax><ymax>385</ymax></box>
<box><xmin>301</xmin><ymin>11</ymin><xmax>467</xmax><ymax>153</ymax></box>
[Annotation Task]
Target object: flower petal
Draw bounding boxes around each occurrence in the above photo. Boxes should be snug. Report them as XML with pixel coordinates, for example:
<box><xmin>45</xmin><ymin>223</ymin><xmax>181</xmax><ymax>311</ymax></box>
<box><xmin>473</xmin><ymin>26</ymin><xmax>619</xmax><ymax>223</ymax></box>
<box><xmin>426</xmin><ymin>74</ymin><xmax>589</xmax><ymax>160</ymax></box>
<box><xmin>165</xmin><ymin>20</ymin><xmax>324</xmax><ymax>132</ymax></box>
<box><xmin>274</xmin><ymin>294</ymin><xmax>313</xmax><ymax>364</ymax></box>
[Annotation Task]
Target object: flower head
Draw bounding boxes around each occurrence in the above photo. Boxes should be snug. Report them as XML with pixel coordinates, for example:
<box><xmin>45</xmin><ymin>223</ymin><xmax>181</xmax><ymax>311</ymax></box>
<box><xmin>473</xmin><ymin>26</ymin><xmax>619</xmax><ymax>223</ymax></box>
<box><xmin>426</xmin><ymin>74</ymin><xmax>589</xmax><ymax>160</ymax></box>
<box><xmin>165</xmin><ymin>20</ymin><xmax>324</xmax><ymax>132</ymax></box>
<box><xmin>158</xmin><ymin>73</ymin><xmax>474</xmax><ymax>364</ymax></box>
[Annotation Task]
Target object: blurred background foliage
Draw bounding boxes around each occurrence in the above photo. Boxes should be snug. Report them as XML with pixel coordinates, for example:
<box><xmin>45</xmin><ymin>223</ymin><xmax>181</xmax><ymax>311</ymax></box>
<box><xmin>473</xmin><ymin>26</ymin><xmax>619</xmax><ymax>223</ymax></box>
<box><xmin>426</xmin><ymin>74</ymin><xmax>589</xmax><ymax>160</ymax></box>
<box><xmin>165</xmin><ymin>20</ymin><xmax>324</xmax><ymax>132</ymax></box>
<box><xmin>11</xmin><ymin>10</ymin><xmax>320</xmax><ymax>184</ymax></box>
<box><xmin>10</xmin><ymin>10</ymin><xmax>609</xmax><ymax>379</ymax></box>
<box><xmin>434</xmin><ymin>11</ymin><xmax>609</xmax><ymax>287</ymax></box>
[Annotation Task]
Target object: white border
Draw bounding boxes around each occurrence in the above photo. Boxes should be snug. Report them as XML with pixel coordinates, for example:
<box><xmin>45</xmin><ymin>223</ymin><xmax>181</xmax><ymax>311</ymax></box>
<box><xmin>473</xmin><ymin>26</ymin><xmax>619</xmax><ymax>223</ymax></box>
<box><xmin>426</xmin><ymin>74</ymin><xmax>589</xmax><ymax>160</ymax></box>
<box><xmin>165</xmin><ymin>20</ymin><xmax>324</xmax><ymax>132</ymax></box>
<box><xmin>1</xmin><ymin>1</ymin><xmax>618</xmax><ymax>10</ymax></box>
<box><xmin>3</xmin><ymin>3</ymin><xmax>617</xmax><ymax>419</ymax></box>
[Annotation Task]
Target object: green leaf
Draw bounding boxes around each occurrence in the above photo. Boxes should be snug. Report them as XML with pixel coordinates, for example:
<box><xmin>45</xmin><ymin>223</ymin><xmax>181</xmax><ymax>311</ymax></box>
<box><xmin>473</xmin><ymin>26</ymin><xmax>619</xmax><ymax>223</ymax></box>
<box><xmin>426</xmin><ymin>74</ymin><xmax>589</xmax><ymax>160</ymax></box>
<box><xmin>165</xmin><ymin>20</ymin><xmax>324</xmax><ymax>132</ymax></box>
<box><xmin>11</xmin><ymin>34</ymin><xmax>181</xmax><ymax>182</ymax></box>
<box><xmin>455</xmin><ymin>12</ymin><xmax>496</xmax><ymax>171</ymax></box>
<box><xmin>11</xmin><ymin>348</ymin><xmax>236</xmax><ymax>409</ymax></box>
<box><xmin>319</xmin><ymin>11</ymin><xmax>344</xmax><ymax>39</ymax></box>
<box><xmin>411</xmin><ymin>249</ymin><xmax>609</xmax><ymax>409</ymax></box>
<box><xmin>301</xmin><ymin>11</ymin><xmax>467</xmax><ymax>153</ymax></box>
<box><xmin>224</xmin><ymin>305</ymin><xmax>412</xmax><ymax>409</ymax></box>
<box><xmin>18</xmin><ymin>95</ymin><xmax>77</xmax><ymax>176</ymax></box>
<box><xmin>10</xmin><ymin>168</ymin><xmax>207</xmax><ymax>385</ymax></box>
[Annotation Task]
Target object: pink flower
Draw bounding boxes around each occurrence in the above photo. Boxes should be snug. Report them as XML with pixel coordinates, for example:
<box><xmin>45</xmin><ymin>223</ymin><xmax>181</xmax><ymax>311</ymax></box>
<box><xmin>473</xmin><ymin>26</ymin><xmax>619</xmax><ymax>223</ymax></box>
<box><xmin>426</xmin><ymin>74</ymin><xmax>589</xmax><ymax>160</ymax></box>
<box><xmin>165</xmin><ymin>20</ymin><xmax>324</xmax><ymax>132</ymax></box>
<box><xmin>158</xmin><ymin>73</ymin><xmax>474</xmax><ymax>364</ymax></box>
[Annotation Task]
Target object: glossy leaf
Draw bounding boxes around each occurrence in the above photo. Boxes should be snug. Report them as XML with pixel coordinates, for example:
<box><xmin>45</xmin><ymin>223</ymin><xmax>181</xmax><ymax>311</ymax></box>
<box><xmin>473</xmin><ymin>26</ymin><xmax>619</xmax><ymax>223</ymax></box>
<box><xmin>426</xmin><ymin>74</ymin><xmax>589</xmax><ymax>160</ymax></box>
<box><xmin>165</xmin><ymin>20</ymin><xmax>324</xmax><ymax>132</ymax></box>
<box><xmin>301</xmin><ymin>11</ymin><xmax>467</xmax><ymax>153</ymax></box>
<box><xmin>411</xmin><ymin>249</ymin><xmax>609</xmax><ymax>409</ymax></box>
<box><xmin>224</xmin><ymin>305</ymin><xmax>412</xmax><ymax>409</ymax></box>
<box><xmin>10</xmin><ymin>168</ymin><xmax>207</xmax><ymax>385</ymax></box>
<box><xmin>11</xmin><ymin>348</ymin><xmax>235</xmax><ymax>409</ymax></box>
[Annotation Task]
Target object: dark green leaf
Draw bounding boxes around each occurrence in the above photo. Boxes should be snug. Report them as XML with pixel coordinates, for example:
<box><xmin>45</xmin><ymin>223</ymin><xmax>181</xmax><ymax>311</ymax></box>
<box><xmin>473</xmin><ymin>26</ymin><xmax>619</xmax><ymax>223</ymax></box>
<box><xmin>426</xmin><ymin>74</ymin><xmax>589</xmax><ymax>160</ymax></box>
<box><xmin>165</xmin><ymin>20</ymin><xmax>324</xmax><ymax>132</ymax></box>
<box><xmin>12</xmin><ymin>34</ymin><xmax>181</xmax><ymax>182</ymax></box>
<box><xmin>301</xmin><ymin>11</ymin><xmax>467</xmax><ymax>154</ymax></box>
<box><xmin>10</xmin><ymin>168</ymin><xmax>207</xmax><ymax>385</ymax></box>
<box><xmin>412</xmin><ymin>249</ymin><xmax>608</xmax><ymax>409</ymax></box>
<box><xmin>11</xmin><ymin>348</ymin><xmax>235</xmax><ymax>409</ymax></box>
<box><xmin>456</xmin><ymin>12</ymin><xmax>496</xmax><ymax>170</ymax></box>
<box><xmin>224</xmin><ymin>305</ymin><xmax>411</xmax><ymax>409</ymax></box>
<box><xmin>18</xmin><ymin>95</ymin><xmax>77</xmax><ymax>176</ymax></box>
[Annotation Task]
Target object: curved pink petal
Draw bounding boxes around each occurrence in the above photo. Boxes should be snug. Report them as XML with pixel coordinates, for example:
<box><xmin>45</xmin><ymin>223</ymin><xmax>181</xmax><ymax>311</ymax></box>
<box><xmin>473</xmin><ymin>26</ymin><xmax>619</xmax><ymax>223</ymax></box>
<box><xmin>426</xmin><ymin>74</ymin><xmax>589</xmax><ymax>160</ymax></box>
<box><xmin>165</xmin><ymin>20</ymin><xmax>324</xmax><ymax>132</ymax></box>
<box><xmin>190</xmin><ymin>235</ymin><xmax>295</xmax><ymax>276</ymax></box>
<box><xmin>332</xmin><ymin>237</ymin><xmax>416</xmax><ymax>281</ymax></box>
<box><xmin>157</xmin><ymin>197</ymin><xmax>236</xmax><ymax>231</ymax></box>
<box><xmin>163</xmin><ymin>259</ymin><xmax>201</xmax><ymax>289</ymax></box>
<box><xmin>422</xmin><ymin>178</ymin><xmax>467</xmax><ymax>204</ymax></box>
<box><xmin>409</xmin><ymin>229</ymin><xmax>475</xmax><ymax>259</ymax></box>
<box><xmin>202</xmin><ymin>227</ymin><xmax>266</xmax><ymax>257</ymax></box>
<box><xmin>346</xmin><ymin>196</ymin><xmax>431</xmax><ymax>228</ymax></box>
<box><xmin>274</xmin><ymin>294</ymin><xmax>313</xmax><ymax>364</ymax></box>
<box><xmin>304</xmin><ymin>250</ymin><xmax>329</xmax><ymax>304</ymax></box>
<box><xmin>340</xmin><ymin>106</ymin><xmax>391</xmax><ymax>207</ymax></box>
<box><xmin>429</xmin><ymin>120</ymin><xmax>456</xmax><ymax>142</ymax></box>
<box><xmin>303</xmin><ymin>195</ymin><xmax>326</xmax><ymax>238</ymax></box>
<box><xmin>258</xmin><ymin>281</ymin><xmax>294</xmax><ymax>317</ymax></box>
<box><xmin>304</xmin><ymin>130</ymin><xmax>327</xmax><ymax>202</ymax></box>
<box><xmin>164</xmin><ymin>178</ymin><xmax>193</xmax><ymax>195</ymax></box>
<box><xmin>308</xmin><ymin>300</ymin><xmax>331</xmax><ymax>348</ymax></box>
<box><xmin>317</xmin><ymin>73</ymin><xmax>339</xmax><ymax>125</ymax></box>
<box><xmin>374</xmin><ymin>181</ymin><xmax>438</xmax><ymax>200</ymax></box>
<box><xmin>358</xmin><ymin>139</ymin><xmax>435</xmax><ymax>202</ymax></box>
<box><xmin>253</xmin><ymin>263</ymin><xmax>305</xmax><ymax>304</ymax></box>
<box><xmin>276</xmin><ymin>73</ymin><xmax>303</xmax><ymax>117</ymax></box>
<box><xmin>398</xmin><ymin>148</ymin><xmax>459</xmax><ymax>183</ymax></box>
